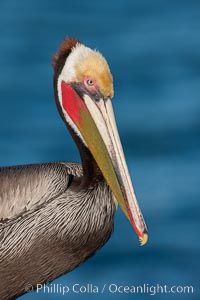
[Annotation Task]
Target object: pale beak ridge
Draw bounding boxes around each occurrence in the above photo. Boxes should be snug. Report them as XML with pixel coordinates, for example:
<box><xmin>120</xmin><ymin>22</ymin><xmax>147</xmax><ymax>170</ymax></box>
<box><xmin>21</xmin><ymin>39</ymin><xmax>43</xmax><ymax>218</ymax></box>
<box><xmin>83</xmin><ymin>95</ymin><xmax>148</xmax><ymax>245</ymax></box>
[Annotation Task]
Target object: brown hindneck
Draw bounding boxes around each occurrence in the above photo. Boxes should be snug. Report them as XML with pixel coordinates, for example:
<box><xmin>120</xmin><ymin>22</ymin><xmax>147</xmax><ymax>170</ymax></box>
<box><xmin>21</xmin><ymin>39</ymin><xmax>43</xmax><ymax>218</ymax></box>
<box><xmin>52</xmin><ymin>38</ymin><xmax>104</xmax><ymax>189</ymax></box>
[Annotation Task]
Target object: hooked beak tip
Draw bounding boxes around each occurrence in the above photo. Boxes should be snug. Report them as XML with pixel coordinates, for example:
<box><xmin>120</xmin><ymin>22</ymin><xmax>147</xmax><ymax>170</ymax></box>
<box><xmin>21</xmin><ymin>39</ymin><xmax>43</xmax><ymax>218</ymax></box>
<box><xmin>139</xmin><ymin>230</ymin><xmax>148</xmax><ymax>246</ymax></box>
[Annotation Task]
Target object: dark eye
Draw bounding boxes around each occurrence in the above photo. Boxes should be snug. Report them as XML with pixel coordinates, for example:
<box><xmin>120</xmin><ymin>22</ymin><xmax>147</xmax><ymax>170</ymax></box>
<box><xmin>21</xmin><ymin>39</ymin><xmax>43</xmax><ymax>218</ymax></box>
<box><xmin>86</xmin><ymin>79</ymin><xmax>94</xmax><ymax>86</ymax></box>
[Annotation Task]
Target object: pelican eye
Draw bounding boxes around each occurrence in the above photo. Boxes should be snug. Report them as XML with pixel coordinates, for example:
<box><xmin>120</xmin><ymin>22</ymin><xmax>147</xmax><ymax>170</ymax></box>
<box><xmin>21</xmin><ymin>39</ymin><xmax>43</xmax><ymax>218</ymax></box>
<box><xmin>86</xmin><ymin>79</ymin><xmax>94</xmax><ymax>86</ymax></box>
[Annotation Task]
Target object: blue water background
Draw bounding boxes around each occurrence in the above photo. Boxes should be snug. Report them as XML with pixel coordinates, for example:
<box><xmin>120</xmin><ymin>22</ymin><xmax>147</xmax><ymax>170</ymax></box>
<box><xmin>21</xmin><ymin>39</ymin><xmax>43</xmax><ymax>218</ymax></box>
<box><xmin>0</xmin><ymin>1</ymin><xmax>200</xmax><ymax>299</ymax></box>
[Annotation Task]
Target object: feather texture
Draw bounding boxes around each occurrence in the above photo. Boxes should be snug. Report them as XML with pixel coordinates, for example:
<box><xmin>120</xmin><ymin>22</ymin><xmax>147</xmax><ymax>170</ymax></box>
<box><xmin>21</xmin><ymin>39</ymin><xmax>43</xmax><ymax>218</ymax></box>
<box><xmin>0</xmin><ymin>162</ymin><xmax>116</xmax><ymax>299</ymax></box>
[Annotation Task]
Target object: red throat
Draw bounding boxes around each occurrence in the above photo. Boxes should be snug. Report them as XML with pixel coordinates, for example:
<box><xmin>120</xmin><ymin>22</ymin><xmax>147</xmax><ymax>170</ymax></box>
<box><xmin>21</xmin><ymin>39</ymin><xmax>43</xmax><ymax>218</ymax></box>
<box><xmin>61</xmin><ymin>81</ymin><xmax>88</xmax><ymax>125</ymax></box>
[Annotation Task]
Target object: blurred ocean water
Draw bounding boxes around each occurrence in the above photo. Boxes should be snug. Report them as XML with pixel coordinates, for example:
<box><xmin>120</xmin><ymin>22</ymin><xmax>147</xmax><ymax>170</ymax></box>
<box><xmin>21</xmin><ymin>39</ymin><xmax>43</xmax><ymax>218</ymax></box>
<box><xmin>0</xmin><ymin>1</ymin><xmax>200</xmax><ymax>299</ymax></box>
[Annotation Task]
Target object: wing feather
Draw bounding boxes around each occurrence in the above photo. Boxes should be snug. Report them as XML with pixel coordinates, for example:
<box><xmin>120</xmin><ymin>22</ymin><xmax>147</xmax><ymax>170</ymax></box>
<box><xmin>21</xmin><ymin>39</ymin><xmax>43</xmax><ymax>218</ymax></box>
<box><xmin>0</xmin><ymin>162</ymin><xmax>82</xmax><ymax>220</ymax></box>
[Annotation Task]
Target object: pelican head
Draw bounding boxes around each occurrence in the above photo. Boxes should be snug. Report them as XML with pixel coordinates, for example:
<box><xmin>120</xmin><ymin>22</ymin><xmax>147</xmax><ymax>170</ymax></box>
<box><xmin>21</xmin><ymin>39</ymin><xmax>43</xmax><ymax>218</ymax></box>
<box><xmin>53</xmin><ymin>38</ymin><xmax>148</xmax><ymax>245</ymax></box>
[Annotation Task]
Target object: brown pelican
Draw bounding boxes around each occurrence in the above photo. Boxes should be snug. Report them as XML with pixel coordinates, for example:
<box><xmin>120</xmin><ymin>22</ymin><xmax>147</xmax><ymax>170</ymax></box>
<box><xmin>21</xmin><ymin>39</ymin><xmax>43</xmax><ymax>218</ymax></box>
<box><xmin>0</xmin><ymin>38</ymin><xmax>148</xmax><ymax>299</ymax></box>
